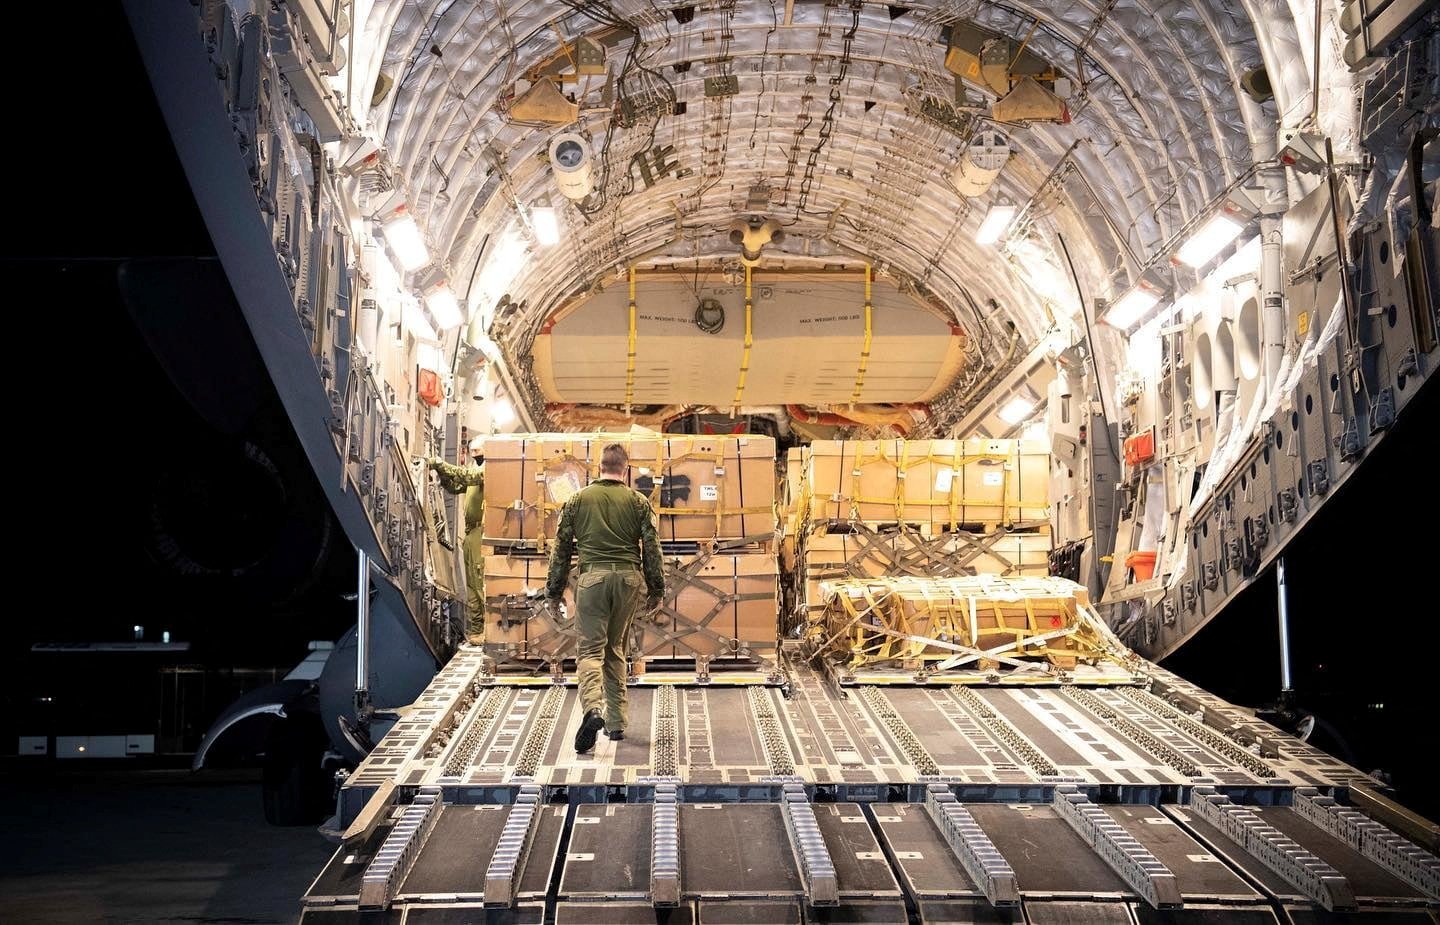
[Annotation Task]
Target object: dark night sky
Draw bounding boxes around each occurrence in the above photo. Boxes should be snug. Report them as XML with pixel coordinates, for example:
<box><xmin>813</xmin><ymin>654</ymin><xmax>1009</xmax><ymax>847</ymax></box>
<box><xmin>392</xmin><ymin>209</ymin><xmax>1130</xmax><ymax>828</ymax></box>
<box><xmin>6</xmin><ymin>4</ymin><xmax>1438</xmax><ymax>818</ymax></box>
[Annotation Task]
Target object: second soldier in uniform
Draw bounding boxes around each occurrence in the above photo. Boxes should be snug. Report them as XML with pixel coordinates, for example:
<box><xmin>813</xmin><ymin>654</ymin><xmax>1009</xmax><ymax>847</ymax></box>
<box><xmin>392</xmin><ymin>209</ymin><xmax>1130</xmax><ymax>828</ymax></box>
<box><xmin>545</xmin><ymin>443</ymin><xmax>665</xmax><ymax>753</ymax></box>
<box><xmin>429</xmin><ymin>438</ymin><xmax>487</xmax><ymax>646</ymax></box>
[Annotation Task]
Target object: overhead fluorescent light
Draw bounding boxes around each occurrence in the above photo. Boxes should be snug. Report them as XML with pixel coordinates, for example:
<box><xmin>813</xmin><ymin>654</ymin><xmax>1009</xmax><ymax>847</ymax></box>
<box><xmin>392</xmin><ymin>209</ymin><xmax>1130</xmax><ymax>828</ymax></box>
<box><xmin>999</xmin><ymin>396</ymin><xmax>1034</xmax><ymax>424</ymax></box>
<box><xmin>531</xmin><ymin>206</ymin><xmax>560</xmax><ymax>246</ymax></box>
<box><xmin>1174</xmin><ymin>212</ymin><xmax>1244</xmax><ymax>268</ymax></box>
<box><xmin>1102</xmin><ymin>280</ymin><xmax>1165</xmax><ymax>329</ymax></box>
<box><xmin>473</xmin><ymin>229</ymin><xmax>528</xmax><ymax>328</ymax></box>
<box><xmin>975</xmin><ymin>203</ymin><xmax>1017</xmax><ymax>245</ymax></box>
<box><xmin>491</xmin><ymin>398</ymin><xmax>516</xmax><ymax>427</ymax></box>
<box><xmin>424</xmin><ymin>284</ymin><xmax>463</xmax><ymax>331</ymax></box>
<box><xmin>382</xmin><ymin>210</ymin><xmax>430</xmax><ymax>271</ymax></box>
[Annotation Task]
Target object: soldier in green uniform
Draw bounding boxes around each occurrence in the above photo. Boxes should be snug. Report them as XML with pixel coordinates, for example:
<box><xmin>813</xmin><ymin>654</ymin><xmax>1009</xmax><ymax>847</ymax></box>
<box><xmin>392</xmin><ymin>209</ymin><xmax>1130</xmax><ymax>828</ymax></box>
<box><xmin>546</xmin><ymin>443</ymin><xmax>665</xmax><ymax>753</ymax></box>
<box><xmin>429</xmin><ymin>437</ymin><xmax>487</xmax><ymax>646</ymax></box>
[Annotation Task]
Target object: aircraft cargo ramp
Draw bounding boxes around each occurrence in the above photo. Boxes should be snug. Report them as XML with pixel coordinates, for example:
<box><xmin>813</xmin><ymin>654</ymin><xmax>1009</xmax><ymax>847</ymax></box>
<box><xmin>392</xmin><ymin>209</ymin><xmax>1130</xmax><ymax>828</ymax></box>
<box><xmin>304</xmin><ymin>646</ymin><xmax>1439</xmax><ymax>923</ymax></box>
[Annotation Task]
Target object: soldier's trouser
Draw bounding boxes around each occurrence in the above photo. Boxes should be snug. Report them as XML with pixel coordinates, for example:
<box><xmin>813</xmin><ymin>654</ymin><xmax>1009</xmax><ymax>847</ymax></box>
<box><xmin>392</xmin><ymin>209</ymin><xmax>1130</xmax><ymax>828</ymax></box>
<box><xmin>463</xmin><ymin>527</ymin><xmax>486</xmax><ymax>641</ymax></box>
<box><xmin>576</xmin><ymin>566</ymin><xmax>643</xmax><ymax>729</ymax></box>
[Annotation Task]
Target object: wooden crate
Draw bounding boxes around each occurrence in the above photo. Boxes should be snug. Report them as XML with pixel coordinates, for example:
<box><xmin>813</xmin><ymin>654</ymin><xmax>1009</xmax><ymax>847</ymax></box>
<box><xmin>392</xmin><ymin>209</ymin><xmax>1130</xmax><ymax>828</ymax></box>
<box><xmin>810</xmin><ymin>575</ymin><xmax>1119</xmax><ymax>673</ymax></box>
<box><xmin>481</xmin><ymin>433</ymin><xmax>776</xmax><ymax>547</ymax></box>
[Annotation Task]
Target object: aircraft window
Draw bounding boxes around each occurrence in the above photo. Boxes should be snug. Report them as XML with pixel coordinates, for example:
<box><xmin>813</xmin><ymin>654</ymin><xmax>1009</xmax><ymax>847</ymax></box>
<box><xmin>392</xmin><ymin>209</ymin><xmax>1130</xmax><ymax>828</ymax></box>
<box><xmin>1237</xmin><ymin>297</ymin><xmax>1260</xmax><ymax>379</ymax></box>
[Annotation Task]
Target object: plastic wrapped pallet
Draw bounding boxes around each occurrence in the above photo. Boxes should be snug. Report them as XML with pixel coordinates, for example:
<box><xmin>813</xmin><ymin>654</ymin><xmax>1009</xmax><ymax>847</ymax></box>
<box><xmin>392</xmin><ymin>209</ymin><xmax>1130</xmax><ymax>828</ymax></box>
<box><xmin>482</xmin><ymin>551</ymin><xmax>777</xmax><ymax>665</ymax></box>
<box><xmin>805</xmin><ymin>438</ymin><xmax>1049</xmax><ymax>529</ymax></box>
<box><xmin>481</xmin><ymin>433</ymin><xmax>776</xmax><ymax>547</ymax></box>
<box><xmin>809</xmin><ymin>575</ymin><xmax>1123</xmax><ymax>673</ymax></box>
<box><xmin>800</xmin><ymin>527</ymin><xmax>1052</xmax><ymax>612</ymax></box>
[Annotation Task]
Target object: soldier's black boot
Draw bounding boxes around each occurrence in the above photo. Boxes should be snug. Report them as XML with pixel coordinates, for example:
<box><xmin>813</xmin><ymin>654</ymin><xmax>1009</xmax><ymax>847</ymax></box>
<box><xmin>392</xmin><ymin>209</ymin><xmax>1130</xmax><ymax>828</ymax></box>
<box><xmin>607</xmin><ymin>728</ymin><xmax>625</xmax><ymax>741</ymax></box>
<box><xmin>575</xmin><ymin>709</ymin><xmax>605</xmax><ymax>753</ymax></box>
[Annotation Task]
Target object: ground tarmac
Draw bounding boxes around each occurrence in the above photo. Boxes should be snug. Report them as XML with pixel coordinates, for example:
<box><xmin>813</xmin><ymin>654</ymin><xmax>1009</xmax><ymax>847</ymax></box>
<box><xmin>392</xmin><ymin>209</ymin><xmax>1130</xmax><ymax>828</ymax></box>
<box><xmin>0</xmin><ymin>765</ymin><xmax>331</xmax><ymax>924</ymax></box>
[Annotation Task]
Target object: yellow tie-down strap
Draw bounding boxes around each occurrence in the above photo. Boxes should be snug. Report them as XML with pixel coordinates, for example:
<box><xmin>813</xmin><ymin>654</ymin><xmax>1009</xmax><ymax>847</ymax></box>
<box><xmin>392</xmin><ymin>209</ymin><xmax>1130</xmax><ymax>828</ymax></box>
<box><xmin>483</xmin><ymin>440</ymin><xmax>589</xmax><ymax>553</ymax></box>
<box><xmin>486</xmin><ymin>436</ymin><xmax>775</xmax><ymax>545</ymax></box>
<box><xmin>843</xmin><ymin>448</ymin><xmax>1038</xmax><ymax>527</ymax></box>
<box><xmin>808</xmin><ymin>576</ymin><xmax>1120</xmax><ymax>672</ymax></box>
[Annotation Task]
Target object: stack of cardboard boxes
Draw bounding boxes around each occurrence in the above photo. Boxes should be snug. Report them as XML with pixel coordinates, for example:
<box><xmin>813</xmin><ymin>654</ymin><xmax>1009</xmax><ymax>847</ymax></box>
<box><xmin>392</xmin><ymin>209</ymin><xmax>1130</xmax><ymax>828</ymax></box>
<box><xmin>479</xmin><ymin>434</ymin><xmax>779</xmax><ymax>670</ymax></box>
<box><xmin>785</xmin><ymin>439</ymin><xmax>1053</xmax><ymax>635</ymax></box>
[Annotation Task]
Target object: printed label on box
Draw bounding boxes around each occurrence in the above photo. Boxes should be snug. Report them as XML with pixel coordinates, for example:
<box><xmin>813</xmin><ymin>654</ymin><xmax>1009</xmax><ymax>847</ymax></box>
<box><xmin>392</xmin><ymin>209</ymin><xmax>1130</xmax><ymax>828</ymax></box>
<box><xmin>700</xmin><ymin>484</ymin><xmax>719</xmax><ymax>501</ymax></box>
<box><xmin>934</xmin><ymin>468</ymin><xmax>954</xmax><ymax>492</ymax></box>
<box><xmin>983</xmin><ymin>471</ymin><xmax>1004</xmax><ymax>486</ymax></box>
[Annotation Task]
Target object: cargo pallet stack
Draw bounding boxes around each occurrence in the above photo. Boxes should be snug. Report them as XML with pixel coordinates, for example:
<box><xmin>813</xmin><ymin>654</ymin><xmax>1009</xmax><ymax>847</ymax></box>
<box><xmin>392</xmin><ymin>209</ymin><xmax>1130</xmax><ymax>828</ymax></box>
<box><xmin>478</xmin><ymin>433</ymin><xmax>780</xmax><ymax>683</ymax></box>
<box><xmin>784</xmin><ymin>438</ymin><xmax>1066</xmax><ymax>683</ymax></box>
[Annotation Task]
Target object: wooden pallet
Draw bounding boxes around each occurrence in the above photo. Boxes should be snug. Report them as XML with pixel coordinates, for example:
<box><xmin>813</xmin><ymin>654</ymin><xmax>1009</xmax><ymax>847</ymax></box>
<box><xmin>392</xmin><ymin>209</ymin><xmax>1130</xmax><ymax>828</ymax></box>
<box><xmin>480</xmin><ymin>536</ymin><xmax>777</xmax><ymax>556</ymax></box>
<box><xmin>807</xmin><ymin>518</ymin><xmax>1051</xmax><ymax>538</ymax></box>
<box><xmin>479</xmin><ymin>650</ymin><xmax>782</xmax><ymax>686</ymax></box>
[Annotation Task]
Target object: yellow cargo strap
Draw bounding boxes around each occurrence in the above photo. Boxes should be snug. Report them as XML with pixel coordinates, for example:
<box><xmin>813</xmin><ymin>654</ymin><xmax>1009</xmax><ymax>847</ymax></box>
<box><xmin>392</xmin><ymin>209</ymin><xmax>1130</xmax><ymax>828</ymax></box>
<box><xmin>843</xmin><ymin>448</ymin><xmax>1032</xmax><ymax>520</ymax></box>
<box><xmin>731</xmin><ymin>265</ymin><xmax>753</xmax><ymax>414</ymax></box>
<box><xmin>849</xmin><ymin>265</ymin><xmax>873</xmax><ymax>404</ymax></box>
<box><xmin>532</xmin><ymin>439</ymin><xmax>548</xmax><ymax>553</ymax></box>
<box><xmin>486</xmin><ymin>437</ymin><xmax>772</xmax><ymax>547</ymax></box>
<box><xmin>948</xmin><ymin>443</ymin><xmax>963</xmax><ymax>530</ymax></box>
<box><xmin>809</xmin><ymin>576</ymin><xmax>1112</xmax><ymax>672</ymax></box>
<box><xmin>896</xmin><ymin>441</ymin><xmax>909</xmax><ymax>522</ymax></box>
<box><xmin>625</xmin><ymin>268</ymin><xmax>638</xmax><ymax>414</ymax></box>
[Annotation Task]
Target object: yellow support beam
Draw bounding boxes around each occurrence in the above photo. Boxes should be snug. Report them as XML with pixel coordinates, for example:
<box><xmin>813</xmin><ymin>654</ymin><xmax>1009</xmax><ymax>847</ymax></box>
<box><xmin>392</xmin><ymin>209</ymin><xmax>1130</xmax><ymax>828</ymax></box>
<box><xmin>731</xmin><ymin>265</ymin><xmax>754</xmax><ymax>413</ymax></box>
<box><xmin>849</xmin><ymin>265</ymin><xmax>873</xmax><ymax>404</ymax></box>
<box><xmin>625</xmin><ymin>267</ymin><xmax>637</xmax><ymax>413</ymax></box>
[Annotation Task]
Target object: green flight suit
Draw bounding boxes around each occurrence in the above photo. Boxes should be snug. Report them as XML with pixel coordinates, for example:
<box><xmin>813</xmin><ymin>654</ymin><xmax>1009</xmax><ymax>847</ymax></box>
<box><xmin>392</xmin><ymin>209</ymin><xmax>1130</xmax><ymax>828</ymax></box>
<box><xmin>546</xmin><ymin>479</ymin><xmax>665</xmax><ymax>730</ymax></box>
<box><xmin>430</xmin><ymin>459</ymin><xmax>486</xmax><ymax>643</ymax></box>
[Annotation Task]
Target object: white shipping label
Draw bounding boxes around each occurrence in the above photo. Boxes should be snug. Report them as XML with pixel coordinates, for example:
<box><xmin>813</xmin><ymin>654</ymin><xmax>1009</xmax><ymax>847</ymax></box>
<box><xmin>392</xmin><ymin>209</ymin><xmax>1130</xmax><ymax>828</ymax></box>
<box><xmin>982</xmin><ymin>471</ymin><xmax>1004</xmax><ymax>486</ymax></box>
<box><xmin>934</xmin><ymin>468</ymin><xmax>955</xmax><ymax>492</ymax></box>
<box><xmin>700</xmin><ymin>484</ymin><xmax>719</xmax><ymax>501</ymax></box>
<box><xmin>547</xmin><ymin>471</ymin><xmax>583</xmax><ymax>503</ymax></box>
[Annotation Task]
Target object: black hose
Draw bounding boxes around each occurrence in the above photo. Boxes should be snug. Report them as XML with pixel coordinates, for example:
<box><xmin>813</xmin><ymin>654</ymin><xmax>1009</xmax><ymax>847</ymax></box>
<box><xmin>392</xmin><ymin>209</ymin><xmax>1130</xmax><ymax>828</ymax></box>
<box><xmin>694</xmin><ymin>298</ymin><xmax>725</xmax><ymax>334</ymax></box>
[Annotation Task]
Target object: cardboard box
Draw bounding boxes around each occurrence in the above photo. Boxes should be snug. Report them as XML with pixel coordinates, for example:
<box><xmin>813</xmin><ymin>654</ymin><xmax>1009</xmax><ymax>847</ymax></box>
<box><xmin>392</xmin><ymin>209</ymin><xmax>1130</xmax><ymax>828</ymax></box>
<box><xmin>640</xmin><ymin>552</ymin><xmax>777</xmax><ymax>661</ymax></box>
<box><xmin>805</xmin><ymin>438</ymin><xmax>1049</xmax><ymax>528</ymax></box>
<box><xmin>779</xmin><ymin>446</ymin><xmax>808</xmax><ymax>572</ymax></box>
<box><xmin>782</xmin><ymin>446</ymin><xmax>807</xmax><ymax>520</ymax></box>
<box><xmin>481</xmin><ymin>552</ymin><xmax>576</xmax><ymax>654</ymax></box>
<box><xmin>481</xmin><ymin>550</ymin><xmax>777</xmax><ymax>663</ymax></box>
<box><xmin>481</xmin><ymin>433</ymin><xmax>776</xmax><ymax>545</ymax></box>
